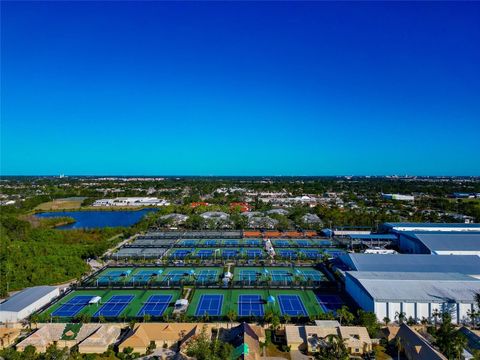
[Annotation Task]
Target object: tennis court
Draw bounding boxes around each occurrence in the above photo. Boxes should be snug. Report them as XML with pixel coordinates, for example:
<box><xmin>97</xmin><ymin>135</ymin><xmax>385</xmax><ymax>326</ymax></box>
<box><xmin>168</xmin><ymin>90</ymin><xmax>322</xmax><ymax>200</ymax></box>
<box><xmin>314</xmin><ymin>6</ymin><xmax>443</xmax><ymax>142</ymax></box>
<box><xmin>237</xmin><ymin>269</ymin><xmax>260</xmax><ymax>282</ymax></box>
<box><xmin>137</xmin><ymin>295</ymin><xmax>172</xmax><ymax>317</ymax></box>
<box><xmin>162</xmin><ymin>270</ymin><xmax>189</xmax><ymax>282</ymax></box>
<box><xmin>238</xmin><ymin>295</ymin><xmax>264</xmax><ymax>317</ymax></box>
<box><xmin>244</xmin><ymin>239</ymin><xmax>262</xmax><ymax>246</ymax></box>
<box><xmin>196</xmin><ymin>249</ymin><xmax>214</xmax><ymax>258</ymax></box>
<box><xmin>196</xmin><ymin>269</ymin><xmax>219</xmax><ymax>284</ymax></box>
<box><xmin>51</xmin><ymin>295</ymin><xmax>94</xmax><ymax>317</ymax></box>
<box><xmin>223</xmin><ymin>239</ymin><xmax>239</xmax><ymax>246</ymax></box>
<box><xmin>222</xmin><ymin>249</ymin><xmax>239</xmax><ymax>258</ymax></box>
<box><xmin>195</xmin><ymin>294</ymin><xmax>224</xmax><ymax>316</ymax></box>
<box><xmin>203</xmin><ymin>240</ymin><xmax>218</xmax><ymax>246</ymax></box>
<box><xmin>169</xmin><ymin>249</ymin><xmax>194</xmax><ymax>259</ymax></box>
<box><xmin>273</xmin><ymin>240</ymin><xmax>291</xmax><ymax>247</ymax></box>
<box><xmin>270</xmin><ymin>269</ymin><xmax>293</xmax><ymax>283</ymax></box>
<box><xmin>245</xmin><ymin>249</ymin><xmax>263</xmax><ymax>258</ymax></box>
<box><xmin>277</xmin><ymin>249</ymin><xmax>297</xmax><ymax>258</ymax></box>
<box><xmin>299</xmin><ymin>249</ymin><xmax>321</xmax><ymax>259</ymax></box>
<box><xmin>131</xmin><ymin>269</ymin><xmax>163</xmax><ymax>284</ymax></box>
<box><xmin>44</xmin><ymin>289</ymin><xmax>181</xmax><ymax>320</ymax></box>
<box><xmin>296</xmin><ymin>240</ymin><xmax>312</xmax><ymax>247</ymax></box>
<box><xmin>278</xmin><ymin>294</ymin><xmax>308</xmax><ymax>316</ymax></box>
<box><xmin>179</xmin><ymin>240</ymin><xmax>197</xmax><ymax>246</ymax></box>
<box><xmin>297</xmin><ymin>269</ymin><xmax>324</xmax><ymax>282</ymax></box>
<box><xmin>94</xmin><ymin>295</ymin><xmax>134</xmax><ymax>317</ymax></box>
<box><xmin>316</xmin><ymin>294</ymin><xmax>344</xmax><ymax>313</ymax></box>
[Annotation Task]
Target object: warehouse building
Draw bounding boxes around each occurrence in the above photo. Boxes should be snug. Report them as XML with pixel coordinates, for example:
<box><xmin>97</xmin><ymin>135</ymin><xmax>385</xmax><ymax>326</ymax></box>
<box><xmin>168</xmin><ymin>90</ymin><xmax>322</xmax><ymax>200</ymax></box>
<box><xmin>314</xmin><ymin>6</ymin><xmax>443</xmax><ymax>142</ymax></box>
<box><xmin>338</xmin><ymin>253</ymin><xmax>480</xmax><ymax>277</ymax></box>
<box><xmin>381</xmin><ymin>222</ymin><xmax>480</xmax><ymax>233</ymax></box>
<box><xmin>397</xmin><ymin>231</ymin><xmax>480</xmax><ymax>255</ymax></box>
<box><xmin>345</xmin><ymin>271</ymin><xmax>480</xmax><ymax>324</ymax></box>
<box><xmin>0</xmin><ymin>286</ymin><xmax>60</xmax><ymax>323</ymax></box>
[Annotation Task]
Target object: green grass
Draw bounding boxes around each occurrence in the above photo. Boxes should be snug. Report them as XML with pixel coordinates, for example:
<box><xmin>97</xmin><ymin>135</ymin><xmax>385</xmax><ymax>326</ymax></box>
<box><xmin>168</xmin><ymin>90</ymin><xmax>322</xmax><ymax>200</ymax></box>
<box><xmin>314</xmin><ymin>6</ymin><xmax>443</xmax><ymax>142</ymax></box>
<box><xmin>61</xmin><ymin>323</ymin><xmax>82</xmax><ymax>340</ymax></box>
<box><xmin>43</xmin><ymin>289</ymin><xmax>181</xmax><ymax>320</ymax></box>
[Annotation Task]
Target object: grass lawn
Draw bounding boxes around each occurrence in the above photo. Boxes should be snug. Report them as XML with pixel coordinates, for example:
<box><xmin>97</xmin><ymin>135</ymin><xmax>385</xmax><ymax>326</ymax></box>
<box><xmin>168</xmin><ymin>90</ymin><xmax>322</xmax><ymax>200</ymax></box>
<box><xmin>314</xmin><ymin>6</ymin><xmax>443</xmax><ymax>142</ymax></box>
<box><xmin>35</xmin><ymin>197</ymin><xmax>86</xmax><ymax>211</ymax></box>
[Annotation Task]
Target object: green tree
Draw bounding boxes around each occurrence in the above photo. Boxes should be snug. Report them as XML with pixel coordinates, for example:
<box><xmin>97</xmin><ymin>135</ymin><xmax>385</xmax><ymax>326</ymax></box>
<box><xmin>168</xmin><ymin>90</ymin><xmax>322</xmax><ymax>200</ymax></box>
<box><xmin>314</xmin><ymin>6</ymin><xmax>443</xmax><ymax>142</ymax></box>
<box><xmin>336</xmin><ymin>306</ymin><xmax>354</xmax><ymax>325</ymax></box>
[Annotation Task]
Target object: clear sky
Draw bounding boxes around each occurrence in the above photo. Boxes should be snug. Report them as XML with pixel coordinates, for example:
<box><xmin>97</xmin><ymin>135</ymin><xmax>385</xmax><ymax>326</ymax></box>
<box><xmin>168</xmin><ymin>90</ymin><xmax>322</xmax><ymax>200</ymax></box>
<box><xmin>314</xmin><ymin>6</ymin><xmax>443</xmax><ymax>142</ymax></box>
<box><xmin>1</xmin><ymin>1</ymin><xmax>479</xmax><ymax>176</ymax></box>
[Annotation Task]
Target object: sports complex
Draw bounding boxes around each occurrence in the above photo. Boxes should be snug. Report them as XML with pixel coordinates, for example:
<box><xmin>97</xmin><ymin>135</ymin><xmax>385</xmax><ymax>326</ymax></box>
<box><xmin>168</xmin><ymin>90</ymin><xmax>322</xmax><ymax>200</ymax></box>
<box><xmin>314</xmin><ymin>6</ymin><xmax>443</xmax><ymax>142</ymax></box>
<box><xmin>39</xmin><ymin>231</ymin><xmax>349</xmax><ymax>322</ymax></box>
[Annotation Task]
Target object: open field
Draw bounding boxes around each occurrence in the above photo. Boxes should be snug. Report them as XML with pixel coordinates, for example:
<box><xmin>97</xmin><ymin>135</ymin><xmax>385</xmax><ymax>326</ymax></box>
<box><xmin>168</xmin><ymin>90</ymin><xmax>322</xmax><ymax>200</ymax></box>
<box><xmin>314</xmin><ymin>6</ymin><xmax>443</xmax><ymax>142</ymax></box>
<box><xmin>34</xmin><ymin>197</ymin><xmax>86</xmax><ymax>211</ymax></box>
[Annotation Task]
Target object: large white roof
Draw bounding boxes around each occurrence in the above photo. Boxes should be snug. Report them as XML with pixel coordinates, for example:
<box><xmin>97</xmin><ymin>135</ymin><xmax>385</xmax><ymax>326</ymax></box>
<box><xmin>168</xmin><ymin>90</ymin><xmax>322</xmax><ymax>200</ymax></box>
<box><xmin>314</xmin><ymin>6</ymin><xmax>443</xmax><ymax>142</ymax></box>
<box><xmin>0</xmin><ymin>286</ymin><xmax>58</xmax><ymax>312</ymax></box>
<box><xmin>346</xmin><ymin>271</ymin><xmax>480</xmax><ymax>303</ymax></box>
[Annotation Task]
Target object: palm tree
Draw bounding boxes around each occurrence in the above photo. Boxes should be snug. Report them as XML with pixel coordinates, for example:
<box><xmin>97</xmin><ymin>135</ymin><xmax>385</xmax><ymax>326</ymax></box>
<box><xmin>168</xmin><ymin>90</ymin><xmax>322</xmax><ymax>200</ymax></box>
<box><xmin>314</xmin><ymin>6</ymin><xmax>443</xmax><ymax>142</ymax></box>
<box><xmin>383</xmin><ymin>316</ymin><xmax>391</xmax><ymax>327</ymax></box>
<box><xmin>432</xmin><ymin>309</ymin><xmax>441</xmax><ymax>329</ymax></box>
<box><xmin>395</xmin><ymin>311</ymin><xmax>406</xmax><ymax>324</ymax></box>
<box><xmin>226</xmin><ymin>310</ymin><xmax>236</xmax><ymax>328</ymax></box>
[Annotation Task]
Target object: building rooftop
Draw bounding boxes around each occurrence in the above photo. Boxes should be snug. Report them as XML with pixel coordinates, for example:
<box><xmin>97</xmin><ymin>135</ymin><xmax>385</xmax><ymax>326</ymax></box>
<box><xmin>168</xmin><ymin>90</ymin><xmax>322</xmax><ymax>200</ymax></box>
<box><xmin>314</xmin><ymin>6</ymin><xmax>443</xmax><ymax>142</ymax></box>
<box><xmin>403</xmin><ymin>231</ymin><xmax>480</xmax><ymax>252</ymax></box>
<box><xmin>383</xmin><ymin>222</ymin><xmax>480</xmax><ymax>232</ymax></box>
<box><xmin>0</xmin><ymin>286</ymin><xmax>57</xmax><ymax>312</ymax></box>
<box><xmin>346</xmin><ymin>271</ymin><xmax>480</xmax><ymax>302</ymax></box>
<box><xmin>339</xmin><ymin>253</ymin><xmax>480</xmax><ymax>274</ymax></box>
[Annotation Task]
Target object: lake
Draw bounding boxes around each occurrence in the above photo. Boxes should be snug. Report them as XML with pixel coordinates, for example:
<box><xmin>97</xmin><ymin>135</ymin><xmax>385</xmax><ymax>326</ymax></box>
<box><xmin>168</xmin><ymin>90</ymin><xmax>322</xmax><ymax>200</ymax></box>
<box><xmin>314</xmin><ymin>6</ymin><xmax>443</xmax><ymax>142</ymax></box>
<box><xmin>35</xmin><ymin>209</ymin><xmax>158</xmax><ymax>229</ymax></box>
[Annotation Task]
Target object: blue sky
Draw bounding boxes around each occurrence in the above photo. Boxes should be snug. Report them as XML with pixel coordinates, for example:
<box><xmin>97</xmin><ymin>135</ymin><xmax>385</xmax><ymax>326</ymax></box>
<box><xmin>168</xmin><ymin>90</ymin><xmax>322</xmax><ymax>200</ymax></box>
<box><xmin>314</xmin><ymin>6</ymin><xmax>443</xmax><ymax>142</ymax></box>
<box><xmin>1</xmin><ymin>1</ymin><xmax>479</xmax><ymax>176</ymax></box>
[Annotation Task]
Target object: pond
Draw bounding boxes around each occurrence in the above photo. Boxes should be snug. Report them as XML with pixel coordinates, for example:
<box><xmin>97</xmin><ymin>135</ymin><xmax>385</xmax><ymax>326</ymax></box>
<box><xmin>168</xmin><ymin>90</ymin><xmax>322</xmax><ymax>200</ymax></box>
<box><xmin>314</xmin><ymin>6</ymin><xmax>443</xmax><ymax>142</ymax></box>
<box><xmin>35</xmin><ymin>209</ymin><xmax>158</xmax><ymax>229</ymax></box>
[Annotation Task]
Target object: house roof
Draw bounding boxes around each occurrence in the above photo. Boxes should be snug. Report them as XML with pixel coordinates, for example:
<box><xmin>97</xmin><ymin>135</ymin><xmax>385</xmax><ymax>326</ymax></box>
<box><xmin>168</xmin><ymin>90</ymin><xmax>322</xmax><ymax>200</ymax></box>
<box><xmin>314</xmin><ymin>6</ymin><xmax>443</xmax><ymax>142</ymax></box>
<box><xmin>120</xmin><ymin>323</ymin><xmax>203</xmax><ymax>348</ymax></box>
<box><xmin>396</xmin><ymin>323</ymin><xmax>447</xmax><ymax>360</ymax></box>
<box><xmin>346</xmin><ymin>271</ymin><xmax>480</xmax><ymax>302</ymax></box>
<box><xmin>339</xmin><ymin>253</ymin><xmax>480</xmax><ymax>274</ymax></box>
<box><xmin>0</xmin><ymin>286</ymin><xmax>58</xmax><ymax>312</ymax></box>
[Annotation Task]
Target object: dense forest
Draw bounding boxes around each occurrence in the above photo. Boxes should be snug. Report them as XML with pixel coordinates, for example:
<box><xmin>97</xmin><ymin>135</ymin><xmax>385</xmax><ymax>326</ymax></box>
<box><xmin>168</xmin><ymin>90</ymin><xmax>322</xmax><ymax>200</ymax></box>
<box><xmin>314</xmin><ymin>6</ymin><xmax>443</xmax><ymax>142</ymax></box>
<box><xmin>0</xmin><ymin>197</ymin><xmax>158</xmax><ymax>297</ymax></box>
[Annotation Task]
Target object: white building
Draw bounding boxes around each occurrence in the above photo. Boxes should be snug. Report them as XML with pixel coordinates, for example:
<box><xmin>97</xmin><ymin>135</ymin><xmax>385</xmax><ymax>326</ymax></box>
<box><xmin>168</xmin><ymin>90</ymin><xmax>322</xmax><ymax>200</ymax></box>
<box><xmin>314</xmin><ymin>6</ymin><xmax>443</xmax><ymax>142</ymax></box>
<box><xmin>93</xmin><ymin>197</ymin><xmax>170</xmax><ymax>207</ymax></box>
<box><xmin>382</xmin><ymin>194</ymin><xmax>415</xmax><ymax>201</ymax></box>
<box><xmin>345</xmin><ymin>271</ymin><xmax>480</xmax><ymax>324</ymax></box>
<box><xmin>382</xmin><ymin>222</ymin><xmax>480</xmax><ymax>232</ymax></box>
<box><xmin>0</xmin><ymin>286</ymin><xmax>60</xmax><ymax>323</ymax></box>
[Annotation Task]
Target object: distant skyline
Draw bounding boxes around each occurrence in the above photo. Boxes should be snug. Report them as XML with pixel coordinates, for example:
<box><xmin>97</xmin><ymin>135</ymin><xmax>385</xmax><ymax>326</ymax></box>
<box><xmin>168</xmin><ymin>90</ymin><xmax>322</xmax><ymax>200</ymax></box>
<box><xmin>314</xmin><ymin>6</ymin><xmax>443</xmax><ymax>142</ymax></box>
<box><xmin>1</xmin><ymin>1</ymin><xmax>480</xmax><ymax>176</ymax></box>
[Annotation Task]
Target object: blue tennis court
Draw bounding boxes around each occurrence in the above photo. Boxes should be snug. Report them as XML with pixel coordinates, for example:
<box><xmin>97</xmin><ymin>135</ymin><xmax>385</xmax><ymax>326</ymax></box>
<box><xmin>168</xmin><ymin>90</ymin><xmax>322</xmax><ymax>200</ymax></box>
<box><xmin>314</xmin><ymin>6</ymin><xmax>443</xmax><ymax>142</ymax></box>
<box><xmin>296</xmin><ymin>240</ymin><xmax>311</xmax><ymax>247</ymax></box>
<box><xmin>244</xmin><ymin>239</ymin><xmax>261</xmax><ymax>246</ymax></box>
<box><xmin>163</xmin><ymin>270</ymin><xmax>187</xmax><ymax>282</ymax></box>
<box><xmin>94</xmin><ymin>295</ymin><xmax>134</xmax><ymax>317</ymax></box>
<box><xmin>170</xmin><ymin>249</ymin><xmax>193</xmax><ymax>259</ymax></box>
<box><xmin>131</xmin><ymin>270</ymin><xmax>162</xmax><ymax>283</ymax></box>
<box><xmin>222</xmin><ymin>249</ymin><xmax>238</xmax><ymax>258</ymax></box>
<box><xmin>204</xmin><ymin>240</ymin><xmax>218</xmax><ymax>246</ymax></box>
<box><xmin>323</xmin><ymin>249</ymin><xmax>346</xmax><ymax>258</ymax></box>
<box><xmin>195</xmin><ymin>294</ymin><xmax>223</xmax><ymax>316</ymax></box>
<box><xmin>273</xmin><ymin>240</ymin><xmax>290</xmax><ymax>247</ymax></box>
<box><xmin>196</xmin><ymin>249</ymin><xmax>214</xmax><ymax>258</ymax></box>
<box><xmin>271</xmin><ymin>270</ymin><xmax>293</xmax><ymax>282</ymax></box>
<box><xmin>52</xmin><ymin>295</ymin><xmax>94</xmax><ymax>317</ymax></box>
<box><xmin>299</xmin><ymin>270</ymin><xmax>323</xmax><ymax>281</ymax></box>
<box><xmin>316</xmin><ymin>294</ymin><xmax>344</xmax><ymax>313</ymax></box>
<box><xmin>277</xmin><ymin>249</ymin><xmax>297</xmax><ymax>258</ymax></box>
<box><xmin>278</xmin><ymin>295</ymin><xmax>308</xmax><ymax>316</ymax></box>
<box><xmin>223</xmin><ymin>239</ymin><xmax>239</xmax><ymax>246</ymax></box>
<box><xmin>245</xmin><ymin>249</ymin><xmax>263</xmax><ymax>258</ymax></box>
<box><xmin>180</xmin><ymin>240</ymin><xmax>196</xmax><ymax>246</ymax></box>
<box><xmin>238</xmin><ymin>295</ymin><xmax>264</xmax><ymax>316</ymax></box>
<box><xmin>196</xmin><ymin>270</ymin><xmax>218</xmax><ymax>283</ymax></box>
<box><xmin>316</xmin><ymin>240</ymin><xmax>333</xmax><ymax>246</ymax></box>
<box><xmin>238</xmin><ymin>269</ymin><xmax>259</xmax><ymax>282</ymax></box>
<box><xmin>300</xmin><ymin>249</ymin><xmax>320</xmax><ymax>259</ymax></box>
<box><xmin>137</xmin><ymin>295</ymin><xmax>172</xmax><ymax>317</ymax></box>
<box><xmin>98</xmin><ymin>270</ymin><xmax>130</xmax><ymax>284</ymax></box>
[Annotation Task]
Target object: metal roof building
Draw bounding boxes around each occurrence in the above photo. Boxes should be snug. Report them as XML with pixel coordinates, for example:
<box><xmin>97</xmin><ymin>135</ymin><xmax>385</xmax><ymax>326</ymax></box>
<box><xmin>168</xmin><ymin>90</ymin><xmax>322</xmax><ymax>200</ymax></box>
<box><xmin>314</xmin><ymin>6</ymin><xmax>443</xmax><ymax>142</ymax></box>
<box><xmin>338</xmin><ymin>253</ymin><xmax>480</xmax><ymax>277</ymax></box>
<box><xmin>0</xmin><ymin>286</ymin><xmax>59</xmax><ymax>323</ymax></box>
<box><xmin>381</xmin><ymin>222</ymin><xmax>480</xmax><ymax>233</ymax></box>
<box><xmin>397</xmin><ymin>231</ymin><xmax>480</xmax><ymax>255</ymax></box>
<box><xmin>345</xmin><ymin>271</ymin><xmax>480</xmax><ymax>324</ymax></box>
